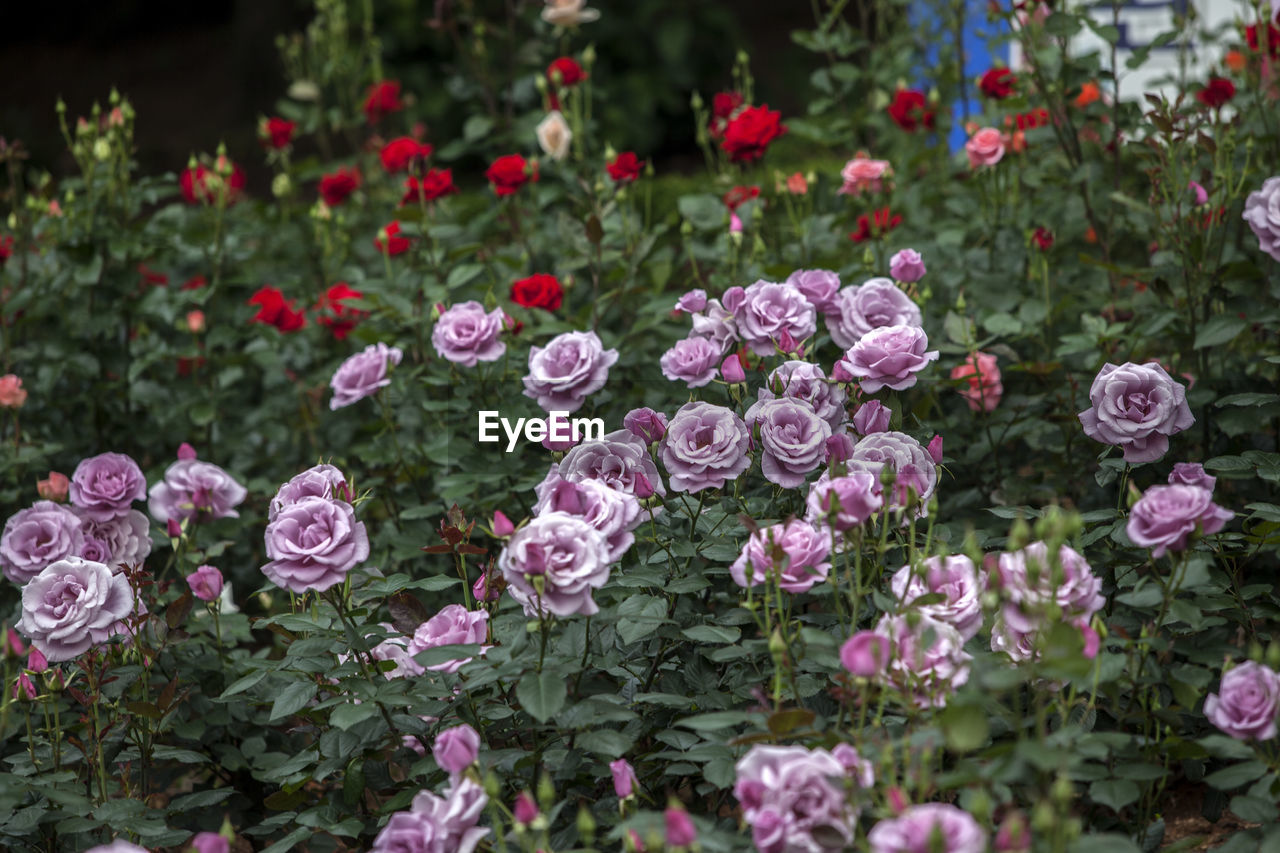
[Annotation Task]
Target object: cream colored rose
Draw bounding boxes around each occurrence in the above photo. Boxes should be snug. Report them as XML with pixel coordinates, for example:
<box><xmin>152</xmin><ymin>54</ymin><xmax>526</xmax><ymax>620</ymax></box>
<box><xmin>536</xmin><ymin>111</ymin><xmax>573</xmax><ymax>161</ymax></box>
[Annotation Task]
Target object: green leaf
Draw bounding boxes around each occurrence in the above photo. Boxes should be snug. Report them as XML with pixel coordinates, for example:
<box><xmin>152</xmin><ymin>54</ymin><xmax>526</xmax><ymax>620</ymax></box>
<box><xmin>940</xmin><ymin>703</ymin><xmax>990</xmax><ymax>753</ymax></box>
<box><xmin>220</xmin><ymin>669</ymin><xmax>269</xmax><ymax>699</ymax></box>
<box><xmin>517</xmin><ymin>671</ymin><xmax>566</xmax><ymax>723</ymax></box>
<box><xmin>330</xmin><ymin>702</ymin><xmax>379</xmax><ymax>730</ymax></box>
<box><xmin>1204</xmin><ymin>761</ymin><xmax>1268</xmax><ymax>790</ymax></box>
<box><xmin>676</xmin><ymin>711</ymin><xmax>756</xmax><ymax>731</ymax></box>
<box><xmin>1194</xmin><ymin>315</ymin><xmax>1247</xmax><ymax>349</ymax></box>
<box><xmin>1089</xmin><ymin>779</ymin><xmax>1140</xmax><ymax>812</ymax></box>
<box><xmin>169</xmin><ymin>788</ymin><xmax>235</xmax><ymax>811</ymax></box>
<box><xmin>1216</xmin><ymin>393</ymin><xmax>1280</xmax><ymax>408</ymax></box>
<box><xmin>576</xmin><ymin>729</ymin><xmax>636</xmax><ymax>758</ymax></box>
<box><xmin>269</xmin><ymin>680</ymin><xmax>317</xmax><ymax>721</ymax></box>
<box><xmin>616</xmin><ymin>595</ymin><xmax>668</xmax><ymax>645</ymax></box>
<box><xmin>681</xmin><ymin>625</ymin><xmax>741</xmax><ymax>644</ymax></box>
<box><xmin>1229</xmin><ymin>794</ymin><xmax>1278</xmax><ymax>823</ymax></box>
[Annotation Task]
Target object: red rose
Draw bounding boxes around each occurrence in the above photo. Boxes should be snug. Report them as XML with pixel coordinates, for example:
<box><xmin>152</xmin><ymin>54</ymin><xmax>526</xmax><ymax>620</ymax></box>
<box><xmin>1197</xmin><ymin>77</ymin><xmax>1236</xmax><ymax>108</ymax></box>
<box><xmin>887</xmin><ymin>89</ymin><xmax>935</xmax><ymax>132</ymax></box>
<box><xmin>980</xmin><ymin>67</ymin><xmax>1016</xmax><ymax>99</ymax></box>
<box><xmin>1032</xmin><ymin>226</ymin><xmax>1054</xmax><ymax>251</ymax></box>
<box><xmin>606</xmin><ymin>152</ymin><xmax>645</xmax><ymax>183</ymax></box>
<box><xmin>848</xmin><ymin>207</ymin><xmax>902</xmax><ymax>243</ymax></box>
<box><xmin>181</xmin><ymin>275</ymin><xmax>208</xmax><ymax>292</ymax></box>
<box><xmin>723</xmin><ymin>185</ymin><xmax>760</xmax><ymax>211</ymax></box>
<box><xmin>319</xmin><ymin>167</ymin><xmax>360</xmax><ymax>206</ymax></box>
<box><xmin>375</xmin><ymin>221</ymin><xmax>413</xmax><ymax>256</ymax></box>
<box><xmin>547</xmin><ymin>57</ymin><xmax>587</xmax><ymax>87</ymax></box>
<box><xmin>0</xmin><ymin>235</ymin><xmax>13</xmax><ymax>264</ymax></box>
<box><xmin>180</xmin><ymin>161</ymin><xmax>246</xmax><ymax>205</ymax></box>
<box><xmin>486</xmin><ymin>154</ymin><xmax>538</xmax><ymax>197</ymax></box>
<box><xmin>315</xmin><ymin>282</ymin><xmax>367</xmax><ymax>340</ymax></box>
<box><xmin>510</xmin><ymin>273</ymin><xmax>563</xmax><ymax>311</ymax></box>
<box><xmin>364</xmin><ymin>80</ymin><xmax>403</xmax><ymax>124</ymax></box>
<box><xmin>380</xmin><ymin>137</ymin><xmax>433</xmax><ymax>172</ymax></box>
<box><xmin>261</xmin><ymin>117</ymin><xmax>297</xmax><ymax>149</ymax></box>
<box><xmin>1245</xmin><ymin>22</ymin><xmax>1280</xmax><ymax>59</ymax></box>
<box><xmin>247</xmin><ymin>285</ymin><xmax>306</xmax><ymax>332</ymax></box>
<box><xmin>721</xmin><ymin>104</ymin><xmax>786</xmax><ymax>163</ymax></box>
<box><xmin>1013</xmin><ymin>107</ymin><xmax>1051</xmax><ymax>130</ymax></box>
<box><xmin>138</xmin><ymin>263</ymin><xmax>168</xmax><ymax>287</ymax></box>
<box><xmin>708</xmin><ymin>90</ymin><xmax>744</xmax><ymax>138</ymax></box>
<box><xmin>401</xmin><ymin>169</ymin><xmax>459</xmax><ymax>206</ymax></box>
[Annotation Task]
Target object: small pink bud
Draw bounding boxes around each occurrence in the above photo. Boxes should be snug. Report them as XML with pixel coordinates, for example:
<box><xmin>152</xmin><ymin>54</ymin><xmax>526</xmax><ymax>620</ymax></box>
<box><xmin>729</xmin><ymin>212</ymin><xmax>744</xmax><ymax>234</ymax></box>
<box><xmin>627</xmin><ymin>830</ymin><xmax>645</xmax><ymax>852</ymax></box>
<box><xmin>167</xmin><ymin>518</ymin><xmax>183</xmax><ymax>538</ymax></box>
<box><xmin>1078</xmin><ymin>620</ymin><xmax>1100</xmax><ymax>659</ymax></box>
<box><xmin>13</xmin><ymin>672</ymin><xmax>36</xmax><ymax>701</ymax></box>
<box><xmin>995</xmin><ymin>810</ymin><xmax>1032</xmax><ymax>853</ymax></box>
<box><xmin>721</xmin><ymin>354</ymin><xmax>746</xmax><ymax>384</ymax></box>
<box><xmin>514</xmin><ymin>791</ymin><xmax>539</xmax><ymax>824</ymax></box>
<box><xmin>4</xmin><ymin>627</ymin><xmax>25</xmax><ymax>659</ymax></box>
<box><xmin>825</xmin><ymin>433</ymin><xmax>856</xmax><ymax>464</ymax></box>
<box><xmin>177</xmin><ymin>442</ymin><xmax>198</xmax><ymax>461</ymax></box>
<box><xmin>777</xmin><ymin>329</ymin><xmax>803</xmax><ymax>358</ymax></box>
<box><xmin>852</xmin><ymin>401</ymin><xmax>891</xmax><ymax>435</ymax></box>
<box><xmin>927</xmin><ymin>434</ymin><xmax>944</xmax><ymax>464</ymax></box>
<box><xmin>631</xmin><ymin>471</ymin><xmax>655</xmax><ymax>499</ymax></box>
<box><xmin>831</xmin><ymin>357</ymin><xmax>855</xmax><ymax>383</ymax></box>
<box><xmin>186</xmin><ymin>310</ymin><xmax>206</xmax><ymax>333</ymax></box>
<box><xmin>28</xmin><ymin>647</ymin><xmax>48</xmax><ymax>673</ymax></box>
<box><xmin>886</xmin><ymin>786</ymin><xmax>909</xmax><ymax>815</ymax></box>
<box><xmin>674</xmin><ymin>289</ymin><xmax>707</xmax><ymax>313</ymax></box>
<box><xmin>36</xmin><ymin>472</ymin><xmax>69</xmax><ymax>502</ymax></box>
<box><xmin>610</xmin><ymin>758</ymin><xmax>638</xmax><ymax>798</ymax></box>
<box><xmin>840</xmin><ymin>630</ymin><xmax>891</xmax><ymax>677</ymax></box>
<box><xmin>186</xmin><ymin>565</ymin><xmax>224</xmax><ymax>602</ymax></box>
<box><xmin>665</xmin><ymin>806</ymin><xmax>697</xmax><ymax>847</ymax></box>
<box><xmin>1188</xmin><ymin>180</ymin><xmax>1208</xmax><ymax>207</ymax></box>
<box><xmin>492</xmin><ymin>510</ymin><xmax>515</xmax><ymax>537</ymax></box>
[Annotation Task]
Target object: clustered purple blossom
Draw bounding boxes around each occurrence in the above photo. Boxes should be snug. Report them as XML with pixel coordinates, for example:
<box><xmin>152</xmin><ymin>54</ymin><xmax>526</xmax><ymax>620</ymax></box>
<box><xmin>757</xmin><ymin>360</ymin><xmax>848</xmax><ymax>429</ymax></box>
<box><xmin>868</xmin><ymin>803</ymin><xmax>987</xmax><ymax>853</ymax></box>
<box><xmin>659</xmin><ymin>402</ymin><xmax>752</xmax><ymax>493</ymax></box>
<box><xmin>17</xmin><ymin>557</ymin><xmax>136</xmax><ymax>662</ymax></box>
<box><xmin>733</xmin><ymin>745</ymin><xmax>857</xmax><ymax>853</ymax></box>
<box><xmin>523</xmin><ymin>330</ymin><xmax>618</xmax><ymax>413</ymax></box>
<box><xmin>660</xmin><ymin>336</ymin><xmax>722</xmax><ymax>388</ymax></box>
<box><xmin>733</xmin><ymin>280</ymin><xmax>817</xmax><ymax>356</ymax></box>
<box><xmin>2</xmin><ymin>501</ymin><xmax>85</xmax><ymax>585</ymax></box>
<box><xmin>1078</xmin><ymin>361</ymin><xmax>1194</xmax><ymax>464</ymax></box>
<box><xmin>990</xmin><ymin>542</ymin><xmax>1104</xmax><ymax>663</ymax></box>
<box><xmin>846</xmin><ymin>431</ymin><xmax>938</xmax><ymax>516</ymax></box>
<box><xmin>824</xmin><ymin>277</ymin><xmax>922</xmax><ymax>350</ymax></box>
<box><xmin>729</xmin><ymin>520</ymin><xmax>832</xmax><ymax>593</ymax></box>
<box><xmin>1242</xmin><ymin>175</ymin><xmax>1280</xmax><ymax>262</ymax></box>
<box><xmin>1204</xmin><ymin>661</ymin><xmax>1280</xmax><ymax>741</ymax></box>
<box><xmin>148</xmin><ymin>454</ymin><xmax>247</xmax><ymax>525</ymax></box>
<box><xmin>555</xmin><ymin>429</ymin><xmax>666</xmax><ymax>499</ymax></box>
<box><xmin>432</xmin><ymin>301</ymin><xmax>506</xmax><ymax>367</ymax></box>
<box><xmin>889</xmin><ymin>555</ymin><xmax>985</xmax><ymax>641</ymax></box>
<box><xmin>369</xmin><ymin>777</ymin><xmax>490</xmax><ymax>853</ymax></box>
<box><xmin>330</xmin><ymin>342</ymin><xmax>404</xmax><ymax>410</ymax></box>
<box><xmin>1126</xmin><ymin>483</ymin><xmax>1231</xmax><ymax>558</ymax></box>
<box><xmin>744</xmin><ymin>397</ymin><xmax>831</xmax><ymax>489</ymax></box>
<box><xmin>844</xmin><ymin>324</ymin><xmax>938</xmax><ymax>393</ymax></box>
<box><xmin>498</xmin><ymin>512</ymin><xmax>612</xmax><ymax>618</ymax></box>
<box><xmin>262</xmin><ymin>465</ymin><xmax>368</xmax><ymax>593</ymax></box>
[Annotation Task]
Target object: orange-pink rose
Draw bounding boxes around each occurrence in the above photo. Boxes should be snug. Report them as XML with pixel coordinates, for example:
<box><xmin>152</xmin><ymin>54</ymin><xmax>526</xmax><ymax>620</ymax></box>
<box><xmin>0</xmin><ymin>374</ymin><xmax>27</xmax><ymax>408</ymax></box>
<box><xmin>950</xmin><ymin>352</ymin><xmax>1003</xmax><ymax>412</ymax></box>
<box><xmin>839</xmin><ymin>153</ymin><xmax>891</xmax><ymax>195</ymax></box>
<box><xmin>965</xmin><ymin>128</ymin><xmax>1006</xmax><ymax>168</ymax></box>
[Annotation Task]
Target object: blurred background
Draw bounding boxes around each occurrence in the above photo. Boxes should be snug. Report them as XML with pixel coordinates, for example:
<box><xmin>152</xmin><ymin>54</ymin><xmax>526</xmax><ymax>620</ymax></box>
<box><xmin>0</xmin><ymin>0</ymin><xmax>855</xmax><ymax>183</ymax></box>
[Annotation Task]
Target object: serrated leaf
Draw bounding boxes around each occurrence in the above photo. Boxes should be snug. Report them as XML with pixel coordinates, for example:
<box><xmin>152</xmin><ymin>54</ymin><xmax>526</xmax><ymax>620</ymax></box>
<box><xmin>269</xmin><ymin>680</ymin><xmax>316</xmax><ymax>722</ymax></box>
<box><xmin>330</xmin><ymin>702</ymin><xmax>379</xmax><ymax>730</ymax></box>
<box><xmin>1089</xmin><ymin>779</ymin><xmax>1140</xmax><ymax>812</ymax></box>
<box><xmin>517</xmin><ymin>671</ymin><xmax>566</xmax><ymax>723</ymax></box>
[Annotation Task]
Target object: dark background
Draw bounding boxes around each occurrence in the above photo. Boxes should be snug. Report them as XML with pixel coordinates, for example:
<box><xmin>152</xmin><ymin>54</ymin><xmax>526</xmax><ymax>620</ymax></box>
<box><xmin>0</xmin><ymin>0</ymin><xmax>842</xmax><ymax>182</ymax></box>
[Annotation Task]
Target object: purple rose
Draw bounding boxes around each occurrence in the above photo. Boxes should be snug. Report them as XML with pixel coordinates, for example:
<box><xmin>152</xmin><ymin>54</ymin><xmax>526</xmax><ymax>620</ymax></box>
<box><xmin>148</xmin><ymin>459</ymin><xmax>247</xmax><ymax>525</ymax></box>
<box><xmin>758</xmin><ymin>361</ymin><xmax>848</xmax><ymax>428</ymax></box>
<box><xmin>261</xmin><ymin>495</ymin><xmax>370</xmax><ymax>593</ymax></box>
<box><xmin>888</xmin><ymin>249</ymin><xmax>927</xmax><ymax>283</ymax></box>
<box><xmin>523</xmin><ymin>330</ymin><xmax>619</xmax><ymax>413</ymax></box>
<box><xmin>2</xmin><ymin>501</ymin><xmax>85</xmax><ymax>585</ymax></box>
<box><xmin>433</xmin><ymin>723</ymin><xmax>481</xmax><ymax>774</ymax></box>
<box><xmin>610</xmin><ymin>758</ymin><xmax>638</xmax><ymax>798</ymax></box>
<box><xmin>17</xmin><ymin>557</ymin><xmax>135</xmax><ymax>662</ymax></box>
<box><xmin>732</xmin><ymin>281</ymin><xmax>818</xmax><ymax>356</ymax></box>
<box><xmin>722</xmin><ymin>353</ymin><xmax>747</xmax><ymax>383</ymax></box>
<box><xmin>734</xmin><ymin>745</ymin><xmax>855</xmax><ymax>853</ymax></box>
<box><xmin>623</xmin><ymin>407</ymin><xmax>667</xmax><ymax>443</ymax></box>
<box><xmin>840</xmin><ymin>629</ymin><xmax>891</xmax><ymax>677</ymax></box>
<box><xmin>730</xmin><ymin>520</ymin><xmax>832</xmax><ymax>593</ymax></box>
<box><xmin>674</xmin><ymin>289</ymin><xmax>708</xmax><ymax>313</ymax></box>
<box><xmin>825</xmin><ymin>431</ymin><xmax>855</xmax><ymax>464</ymax></box>
<box><xmin>665</xmin><ymin>807</ymin><xmax>697</xmax><ymax>847</ymax></box>
<box><xmin>1169</xmin><ymin>462</ymin><xmax>1216</xmax><ymax>492</ymax></box>
<box><xmin>805</xmin><ymin>470</ymin><xmax>883</xmax><ymax>535</ymax></box>
<box><xmin>189</xmin><ymin>832</ymin><xmax>229</xmax><ymax>853</ymax></box>
<box><xmin>1243</xmin><ymin>175</ymin><xmax>1280</xmax><ymax>261</ymax></box>
<box><xmin>744</xmin><ymin>398</ymin><xmax>831</xmax><ymax>489</ymax></box>
<box><xmin>330</xmin><ymin>342</ymin><xmax>404</xmax><ymax>410</ymax></box>
<box><xmin>689</xmin><ymin>299</ymin><xmax>739</xmax><ymax>353</ymax></box>
<box><xmin>660</xmin><ymin>336</ymin><xmax>721</xmax><ymax>388</ymax></box>
<box><xmin>877</xmin><ymin>613</ymin><xmax>972</xmax><ymax>708</ymax></box>
<box><xmin>853</xmin><ymin>400</ymin><xmax>892</xmax><ymax>435</ymax></box>
<box><xmin>186</xmin><ymin>564</ymin><xmax>224</xmax><ymax>602</ymax></box>
<box><xmin>1127</xmin><ymin>483</ymin><xmax>1231</xmax><ymax>558</ymax></box>
<box><xmin>432</xmin><ymin>301</ymin><xmax>506</xmax><ymax>367</ymax></box>
<box><xmin>370</xmin><ymin>777</ymin><xmax>490</xmax><ymax>853</ymax></box>
<box><xmin>1078</xmin><ymin>361</ymin><xmax>1194</xmax><ymax>464</ymax></box>
<box><xmin>890</xmin><ymin>555</ymin><xmax>985</xmax><ymax>640</ymax></box>
<box><xmin>367</xmin><ymin>626</ymin><xmax>423</xmax><ymax>679</ymax></box>
<box><xmin>994</xmin><ymin>542</ymin><xmax>1104</xmax><ymax>635</ymax></box>
<box><xmin>830</xmin><ymin>743</ymin><xmax>875</xmax><ymax>789</ymax></box>
<box><xmin>69</xmin><ymin>452</ymin><xmax>146</xmax><ymax>522</ymax></box>
<box><xmin>533</xmin><ymin>476</ymin><xmax>642</xmax><ymax>562</ymax></box>
<box><xmin>270</xmin><ymin>464</ymin><xmax>351</xmax><ymax>520</ymax></box>
<box><xmin>1204</xmin><ymin>661</ymin><xmax>1280</xmax><ymax>740</ymax></box>
<box><xmin>868</xmin><ymin>804</ymin><xmax>987</xmax><ymax>853</ymax></box>
<box><xmin>847</xmin><ymin>431</ymin><xmax>938</xmax><ymax>515</ymax></box>
<box><xmin>659</xmin><ymin>402</ymin><xmax>751</xmax><ymax>493</ymax></box>
<box><xmin>845</xmin><ymin>324</ymin><xmax>938</xmax><ymax>393</ymax></box>
<box><xmin>498</xmin><ymin>512</ymin><xmax>612</xmax><ymax>617</ymax></box>
<box><xmin>556</xmin><ymin>430</ymin><xmax>667</xmax><ymax>498</ymax></box>
<box><xmin>825</xmin><ymin>278</ymin><xmax>921</xmax><ymax>349</ymax></box>
<box><xmin>785</xmin><ymin>269</ymin><xmax>841</xmax><ymax>313</ymax></box>
<box><xmin>76</xmin><ymin>509</ymin><xmax>152</xmax><ymax>569</ymax></box>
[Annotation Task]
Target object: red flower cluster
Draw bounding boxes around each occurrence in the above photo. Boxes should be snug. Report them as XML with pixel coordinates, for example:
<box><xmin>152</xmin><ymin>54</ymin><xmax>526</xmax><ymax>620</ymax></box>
<box><xmin>980</xmin><ymin>68</ymin><xmax>1017</xmax><ymax>99</ymax></box>
<box><xmin>0</xmin><ymin>235</ymin><xmax>13</xmax><ymax>264</ymax></box>
<box><xmin>138</xmin><ymin>263</ymin><xmax>168</xmax><ymax>287</ymax></box>
<box><xmin>314</xmin><ymin>282</ymin><xmax>367</xmax><ymax>340</ymax></box>
<box><xmin>887</xmin><ymin>89</ymin><xmax>935</xmax><ymax>132</ymax></box>
<box><xmin>380</xmin><ymin>137</ymin><xmax>433</xmax><ymax>172</ymax></box>
<box><xmin>1197</xmin><ymin>77</ymin><xmax>1236</xmax><ymax>108</ymax></box>
<box><xmin>375</xmin><ymin>221</ymin><xmax>413</xmax><ymax>256</ymax></box>
<box><xmin>401</xmin><ymin>170</ymin><xmax>459</xmax><ymax>206</ymax></box>
<box><xmin>1032</xmin><ymin>227</ymin><xmax>1054</xmax><ymax>251</ymax></box>
<box><xmin>260</xmin><ymin>117</ymin><xmax>296</xmax><ymax>150</ymax></box>
<box><xmin>248</xmin><ymin>285</ymin><xmax>306</xmax><ymax>332</ymax></box>
<box><xmin>486</xmin><ymin>154</ymin><xmax>538</xmax><ymax>197</ymax></box>
<box><xmin>1245</xmin><ymin>22</ymin><xmax>1280</xmax><ymax>60</ymax></box>
<box><xmin>547</xmin><ymin>57</ymin><xmax>587</xmax><ymax>87</ymax></box>
<box><xmin>511</xmin><ymin>273</ymin><xmax>563</xmax><ymax>311</ymax></box>
<box><xmin>319</xmin><ymin>167</ymin><xmax>361</xmax><ymax>206</ymax></box>
<box><xmin>180</xmin><ymin>161</ymin><xmax>246</xmax><ymax>206</ymax></box>
<box><xmin>723</xmin><ymin>185</ymin><xmax>760</xmax><ymax>211</ymax></box>
<box><xmin>708</xmin><ymin>91</ymin><xmax>744</xmax><ymax>138</ymax></box>
<box><xmin>181</xmin><ymin>275</ymin><xmax>208</xmax><ymax>291</ymax></box>
<box><xmin>606</xmin><ymin>152</ymin><xmax>645</xmax><ymax>183</ymax></box>
<box><xmin>721</xmin><ymin>104</ymin><xmax>787</xmax><ymax>163</ymax></box>
<box><xmin>1012</xmin><ymin>107</ymin><xmax>1051</xmax><ymax>130</ymax></box>
<box><xmin>849</xmin><ymin>208</ymin><xmax>902</xmax><ymax>243</ymax></box>
<box><xmin>364</xmin><ymin>80</ymin><xmax>403</xmax><ymax>124</ymax></box>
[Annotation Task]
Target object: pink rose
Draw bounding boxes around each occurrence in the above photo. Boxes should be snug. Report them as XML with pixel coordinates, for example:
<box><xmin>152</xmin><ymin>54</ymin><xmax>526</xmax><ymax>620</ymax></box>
<box><xmin>839</xmin><ymin>154</ymin><xmax>892</xmax><ymax>195</ymax></box>
<box><xmin>966</xmin><ymin>127</ymin><xmax>1006</xmax><ymax>168</ymax></box>
<box><xmin>950</xmin><ymin>351</ymin><xmax>1003</xmax><ymax>412</ymax></box>
<box><xmin>840</xmin><ymin>629</ymin><xmax>891</xmax><ymax>676</ymax></box>
<box><xmin>37</xmin><ymin>472</ymin><xmax>69</xmax><ymax>502</ymax></box>
<box><xmin>186</xmin><ymin>565</ymin><xmax>224</xmax><ymax>602</ymax></box>
<box><xmin>0</xmin><ymin>374</ymin><xmax>28</xmax><ymax>408</ymax></box>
